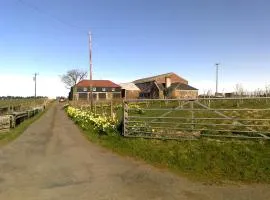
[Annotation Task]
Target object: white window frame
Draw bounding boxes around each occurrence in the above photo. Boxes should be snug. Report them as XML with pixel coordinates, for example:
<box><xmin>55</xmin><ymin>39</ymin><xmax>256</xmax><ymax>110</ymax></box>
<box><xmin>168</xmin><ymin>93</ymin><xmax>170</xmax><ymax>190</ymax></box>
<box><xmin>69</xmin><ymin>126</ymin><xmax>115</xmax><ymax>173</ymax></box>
<box><xmin>83</xmin><ymin>87</ymin><xmax>87</xmax><ymax>92</ymax></box>
<box><xmin>112</xmin><ymin>88</ymin><xmax>115</xmax><ymax>92</ymax></box>
<box><xmin>102</xmin><ymin>88</ymin><xmax>106</xmax><ymax>92</ymax></box>
<box><xmin>92</xmin><ymin>87</ymin><xmax>96</xmax><ymax>91</ymax></box>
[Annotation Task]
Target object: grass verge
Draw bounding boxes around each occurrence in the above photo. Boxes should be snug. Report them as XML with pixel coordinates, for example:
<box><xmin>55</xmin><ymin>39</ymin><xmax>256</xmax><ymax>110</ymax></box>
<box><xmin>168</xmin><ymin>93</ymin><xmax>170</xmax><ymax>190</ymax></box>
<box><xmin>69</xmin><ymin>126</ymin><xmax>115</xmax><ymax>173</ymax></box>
<box><xmin>0</xmin><ymin>103</ymin><xmax>51</xmax><ymax>145</ymax></box>
<box><xmin>79</xmin><ymin>124</ymin><xmax>270</xmax><ymax>184</ymax></box>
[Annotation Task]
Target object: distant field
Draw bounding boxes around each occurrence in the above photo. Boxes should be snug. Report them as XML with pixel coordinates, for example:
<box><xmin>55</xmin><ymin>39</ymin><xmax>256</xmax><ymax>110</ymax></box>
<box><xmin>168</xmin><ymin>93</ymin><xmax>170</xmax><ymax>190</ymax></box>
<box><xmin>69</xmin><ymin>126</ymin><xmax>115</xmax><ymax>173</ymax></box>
<box><xmin>0</xmin><ymin>98</ymin><xmax>47</xmax><ymax>114</ymax></box>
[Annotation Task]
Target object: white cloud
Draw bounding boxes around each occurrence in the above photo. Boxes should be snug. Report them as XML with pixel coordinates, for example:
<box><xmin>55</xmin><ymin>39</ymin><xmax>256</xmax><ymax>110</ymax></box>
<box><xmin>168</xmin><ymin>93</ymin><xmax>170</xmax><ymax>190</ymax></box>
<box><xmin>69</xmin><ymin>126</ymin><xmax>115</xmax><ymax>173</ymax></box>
<box><xmin>0</xmin><ymin>74</ymin><xmax>68</xmax><ymax>98</ymax></box>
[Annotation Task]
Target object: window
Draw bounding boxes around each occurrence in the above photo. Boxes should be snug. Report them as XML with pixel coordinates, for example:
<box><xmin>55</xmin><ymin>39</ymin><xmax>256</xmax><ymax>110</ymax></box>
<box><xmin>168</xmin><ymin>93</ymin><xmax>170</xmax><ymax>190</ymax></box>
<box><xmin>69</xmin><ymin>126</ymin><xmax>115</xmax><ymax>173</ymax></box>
<box><xmin>102</xmin><ymin>88</ymin><xmax>106</xmax><ymax>92</ymax></box>
<box><xmin>83</xmin><ymin>87</ymin><xmax>87</xmax><ymax>92</ymax></box>
<box><xmin>99</xmin><ymin>93</ymin><xmax>106</xmax><ymax>99</ymax></box>
<box><xmin>112</xmin><ymin>88</ymin><xmax>115</xmax><ymax>92</ymax></box>
<box><xmin>92</xmin><ymin>87</ymin><xmax>96</xmax><ymax>91</ymax></box>
<box><xmin>78</xmin><ymin>93</ymin><xmax>87</xmax><ymax>100</ymax></box>
<box><xmin>113</xmin><ymin>93</ymin><xmax>121</xmax><ymax>99</ymax></box>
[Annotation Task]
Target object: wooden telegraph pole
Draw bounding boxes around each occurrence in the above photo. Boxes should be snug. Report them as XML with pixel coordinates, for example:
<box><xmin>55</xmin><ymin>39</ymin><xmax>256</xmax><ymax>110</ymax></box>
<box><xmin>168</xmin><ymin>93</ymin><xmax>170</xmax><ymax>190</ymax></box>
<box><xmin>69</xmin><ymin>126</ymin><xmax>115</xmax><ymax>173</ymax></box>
<box><xmin>215</xmin><ymin>63</ymin><xmax>219</xmax><ymax>96</ymax></box>
<box><xmin>33</xmin><ymin>73</ymin><xmax>38</xmax><ymax>98</ymax></box>
<box><xmin>33</xmin><ymin>72</ymin><xmax>38</xmax><ymax>107</ymax></box>
<box><xmin>88</xmin><ymin>31</ymin><xmax>93</xmax><ymax>110</ymax></box>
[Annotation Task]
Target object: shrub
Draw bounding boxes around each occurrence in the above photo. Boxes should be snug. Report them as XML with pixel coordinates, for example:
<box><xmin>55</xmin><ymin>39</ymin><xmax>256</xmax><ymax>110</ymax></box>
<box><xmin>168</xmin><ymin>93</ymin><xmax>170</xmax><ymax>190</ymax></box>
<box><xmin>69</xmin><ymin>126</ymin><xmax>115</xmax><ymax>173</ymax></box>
<box><xmin>66</xmin><ymin>106</ymin><xmax>118</xmax><ymax>135</ymax></box>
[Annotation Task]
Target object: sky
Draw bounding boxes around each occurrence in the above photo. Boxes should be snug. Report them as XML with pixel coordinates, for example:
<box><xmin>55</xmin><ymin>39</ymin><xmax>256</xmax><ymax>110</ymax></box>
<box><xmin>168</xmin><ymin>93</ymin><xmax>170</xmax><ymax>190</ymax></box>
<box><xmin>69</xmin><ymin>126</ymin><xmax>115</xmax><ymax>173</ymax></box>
<box><xmin>0</xmin><ymin>0</ymin><xmax>270</xmax><ymax>97</ymax></box>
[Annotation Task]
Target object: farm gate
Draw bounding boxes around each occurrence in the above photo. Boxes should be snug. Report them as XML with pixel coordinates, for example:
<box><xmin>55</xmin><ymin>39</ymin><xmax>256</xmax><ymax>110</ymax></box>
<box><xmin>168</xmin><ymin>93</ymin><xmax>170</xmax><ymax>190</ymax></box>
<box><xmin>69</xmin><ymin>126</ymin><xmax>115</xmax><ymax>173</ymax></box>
<box><xmin>123</xmin><ymin>97</ymin><xmax>270</xmax><ymax>140</ymax></box>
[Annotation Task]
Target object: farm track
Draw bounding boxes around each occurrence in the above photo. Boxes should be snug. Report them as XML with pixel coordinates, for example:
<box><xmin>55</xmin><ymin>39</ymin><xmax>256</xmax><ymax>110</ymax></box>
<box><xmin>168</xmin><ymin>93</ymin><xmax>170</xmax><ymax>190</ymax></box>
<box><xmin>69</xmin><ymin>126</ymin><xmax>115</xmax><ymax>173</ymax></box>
<box><xmin>0</xmin><ymin>103</ymin><xmax>269</xmax><ymax>200</ymax></box>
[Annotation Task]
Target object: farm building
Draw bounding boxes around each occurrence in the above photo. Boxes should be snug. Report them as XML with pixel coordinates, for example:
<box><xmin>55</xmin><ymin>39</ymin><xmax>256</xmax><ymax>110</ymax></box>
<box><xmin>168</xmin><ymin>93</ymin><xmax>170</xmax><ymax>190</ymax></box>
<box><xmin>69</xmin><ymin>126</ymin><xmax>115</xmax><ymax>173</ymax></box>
<box><xmin>72</xmin><ymin>80</ymin><xmax>121</xmax><ymax>101</ymax></box>
<box><xmin>133</xmin><ymin>72</ymin><xmax>198</xmax><ymax>99</ymax></box>
<box><xmin>119</xmin><ymin>83</ymin><xmax>140</xmax><ymax>99</ymax></box>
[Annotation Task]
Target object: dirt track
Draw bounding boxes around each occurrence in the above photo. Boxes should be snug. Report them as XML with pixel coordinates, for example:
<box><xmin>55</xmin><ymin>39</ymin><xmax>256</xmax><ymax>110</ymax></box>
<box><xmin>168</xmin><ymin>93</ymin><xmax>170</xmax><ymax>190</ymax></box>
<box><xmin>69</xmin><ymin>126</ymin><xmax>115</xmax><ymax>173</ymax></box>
<box><xmin>0</xmin><ymin>103</ymin><xmax>269</xmax><ymax>200</ymax></box>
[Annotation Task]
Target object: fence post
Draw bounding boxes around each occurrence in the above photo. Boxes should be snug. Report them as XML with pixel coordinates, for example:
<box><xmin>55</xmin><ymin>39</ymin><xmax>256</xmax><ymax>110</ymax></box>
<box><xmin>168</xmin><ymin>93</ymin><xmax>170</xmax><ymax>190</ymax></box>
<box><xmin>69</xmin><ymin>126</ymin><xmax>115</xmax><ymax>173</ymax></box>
<box><xmin>110</xmin><ymin>100</ymin><xmax>113</xmax><ymax>118</ymax></box>
<box><xmin>190</xmin><ymin>100</ymin><xmax>194</xmax><ymax>130</ymax></box>
<box><xmin>101</xmin><ymin>103</ymin><xmax>104</xmax><ymax>115</ymax></box>
<box><xmin>123</xmin><ymin>101</ymin><xmax>129</xmax><ymax>136</ymax></box>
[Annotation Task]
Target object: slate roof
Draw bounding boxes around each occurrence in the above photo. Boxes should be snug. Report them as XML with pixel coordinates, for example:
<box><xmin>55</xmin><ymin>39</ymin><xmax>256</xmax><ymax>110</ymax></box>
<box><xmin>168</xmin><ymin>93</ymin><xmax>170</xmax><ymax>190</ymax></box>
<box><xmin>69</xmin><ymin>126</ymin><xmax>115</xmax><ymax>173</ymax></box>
<box><xmin>170</xmin><ymin>83</ymin><xmax>198</xmax><ymax>90</ymax></box>
<box><xmin>76</xmin><ymin>80</ymin><xmax>120</xmax><ymax>88</ymax></box>
<box><xmin>135</xmin><ymin>81</ymin><xmax>197</xmax><ymax>94</ymax></box>
<box><xmin>135</xmin><ymin>81</ymin><xmax>155</xmax><ymax>93</ymax></box>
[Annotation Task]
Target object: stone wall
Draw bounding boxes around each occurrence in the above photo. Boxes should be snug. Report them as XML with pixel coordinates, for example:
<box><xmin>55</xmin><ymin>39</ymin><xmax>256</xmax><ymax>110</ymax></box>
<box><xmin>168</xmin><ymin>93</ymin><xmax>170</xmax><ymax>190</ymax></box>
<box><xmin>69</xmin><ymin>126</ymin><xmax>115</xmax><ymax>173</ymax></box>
<box><xmin>0</xmin><ymin>115</ymin><xmax>10</xmax><ymax>132</ymax></box>
<box><xmin>171</xmin><ymin>90</ymin><xmax>198</xmax><ymax>99</ymax></box>
<box><xmin>125</xmin><ymin>90</ymin><xmax>140</xmax><ymax>99</ymax></box>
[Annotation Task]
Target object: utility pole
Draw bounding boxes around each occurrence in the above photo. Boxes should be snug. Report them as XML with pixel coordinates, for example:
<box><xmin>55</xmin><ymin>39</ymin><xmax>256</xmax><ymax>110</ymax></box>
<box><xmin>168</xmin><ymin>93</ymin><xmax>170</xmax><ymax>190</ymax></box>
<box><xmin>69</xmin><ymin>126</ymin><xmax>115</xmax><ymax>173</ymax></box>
<box><xmin>88</xmin><ymin>31</ymin><xmax>93</xmax><ymax>110</ymax></box>
<box><xmin>33</xmin><ymin>73</ymin><xmax>38</xmax><ymax>98</ymax></box>
<box><xmin>215</xmin><ymin>63</ymin><xmax>219</xmax><ymax>96</ymax></box>
<box><xmin>89</xmin><ymin>31</ymin><xmax>93</xmax><ymax>81</ymax></box>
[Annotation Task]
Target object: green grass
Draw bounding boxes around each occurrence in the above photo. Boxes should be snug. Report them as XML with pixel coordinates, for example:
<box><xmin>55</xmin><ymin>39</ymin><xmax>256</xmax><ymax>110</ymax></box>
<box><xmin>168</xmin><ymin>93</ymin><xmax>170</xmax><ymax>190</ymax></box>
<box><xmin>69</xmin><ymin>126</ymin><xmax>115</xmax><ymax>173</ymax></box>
<box><xmin>0</xmin><ymin>104</ymin><xmax>50</xmax><ymax>145</ymax></box>
<box><xmin>78</xmin><ymin>123</ymin><xmax>270</xmax><ymax>184</ymax></box>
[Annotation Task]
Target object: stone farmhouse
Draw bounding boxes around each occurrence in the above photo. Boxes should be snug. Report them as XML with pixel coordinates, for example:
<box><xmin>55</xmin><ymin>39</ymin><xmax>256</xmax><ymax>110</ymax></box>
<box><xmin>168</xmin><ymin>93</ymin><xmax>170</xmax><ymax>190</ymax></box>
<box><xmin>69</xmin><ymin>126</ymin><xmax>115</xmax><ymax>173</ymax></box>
<box><xmin>72</xmin><ymin>80</ymin><xmax>121</xmax><ymax>101</ymax></box>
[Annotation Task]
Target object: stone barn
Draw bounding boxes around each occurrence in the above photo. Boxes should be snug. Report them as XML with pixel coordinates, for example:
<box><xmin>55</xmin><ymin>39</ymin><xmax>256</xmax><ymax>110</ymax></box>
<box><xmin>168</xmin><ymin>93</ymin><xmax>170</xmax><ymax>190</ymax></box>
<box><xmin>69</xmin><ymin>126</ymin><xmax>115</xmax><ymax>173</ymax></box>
<box><xmin>133</xmin><ymin>72</ymin><xmax>198</xmax><ymax>99</ymax></box>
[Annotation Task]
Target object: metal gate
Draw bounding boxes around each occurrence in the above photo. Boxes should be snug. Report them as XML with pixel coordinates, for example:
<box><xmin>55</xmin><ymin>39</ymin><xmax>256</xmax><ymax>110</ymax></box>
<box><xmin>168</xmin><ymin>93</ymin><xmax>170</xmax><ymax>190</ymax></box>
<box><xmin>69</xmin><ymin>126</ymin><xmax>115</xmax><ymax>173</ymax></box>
<box><xmin>123</xmin><ymin>97</ymin><xmax>270</xmax><ymax>140</ymax></box>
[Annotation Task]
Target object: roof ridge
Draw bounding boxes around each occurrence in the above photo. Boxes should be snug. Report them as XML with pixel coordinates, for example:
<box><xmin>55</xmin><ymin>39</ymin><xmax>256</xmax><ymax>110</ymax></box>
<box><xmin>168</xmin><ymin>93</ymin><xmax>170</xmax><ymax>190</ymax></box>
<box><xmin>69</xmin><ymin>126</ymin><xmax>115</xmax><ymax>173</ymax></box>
<box><xmin>133</xmin><ymin>72</ymin><xmax>175</xmax><ymax>82</ymax></box>
<box><xmin>76</xmin><ymin>79</ymin><xmax>120</xmax><ymax>87</ymax></box>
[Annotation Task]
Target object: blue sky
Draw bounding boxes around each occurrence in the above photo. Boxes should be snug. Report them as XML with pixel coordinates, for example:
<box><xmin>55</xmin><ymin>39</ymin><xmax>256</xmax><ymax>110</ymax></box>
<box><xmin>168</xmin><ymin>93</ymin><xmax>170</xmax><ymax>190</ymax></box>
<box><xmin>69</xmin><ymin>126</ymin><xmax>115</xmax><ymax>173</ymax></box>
<box><xmin>0</xmin><ymin>0</ymin><xmax>270</xmax><ymax>97</ymax></box>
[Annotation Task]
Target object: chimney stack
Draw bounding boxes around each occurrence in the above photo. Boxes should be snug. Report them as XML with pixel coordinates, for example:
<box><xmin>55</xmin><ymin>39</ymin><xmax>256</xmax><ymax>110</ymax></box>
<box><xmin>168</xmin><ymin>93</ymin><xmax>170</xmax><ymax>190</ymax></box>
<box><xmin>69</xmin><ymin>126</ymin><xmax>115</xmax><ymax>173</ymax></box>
<box><xmin>165</xmin><ymin>76</ymin><xmax>171</xmax><ymax>88</ymax></box>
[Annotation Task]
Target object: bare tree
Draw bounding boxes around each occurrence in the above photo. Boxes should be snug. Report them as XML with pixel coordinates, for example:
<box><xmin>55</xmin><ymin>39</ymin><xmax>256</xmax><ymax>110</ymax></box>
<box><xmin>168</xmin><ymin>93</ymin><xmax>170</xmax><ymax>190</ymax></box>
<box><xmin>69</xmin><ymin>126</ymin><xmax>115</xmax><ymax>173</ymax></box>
<box><xmin>265</xmin><ymin>84</ymin><xmax>270</xmax><ymax>97</ymax></box>
<box><xmin>206</xmin><ymin>89</ymin><xmax>213</xmax><ymax>97</ymax></box>
<box><xmin>61</xmin><ymin>69</ymin><xmax>87</xmax><ymax>89</ymax></box>
<box><xmin>234</xmin><ymin>83</ymin><xmax>244</xmax><ymax>97</ymax></box>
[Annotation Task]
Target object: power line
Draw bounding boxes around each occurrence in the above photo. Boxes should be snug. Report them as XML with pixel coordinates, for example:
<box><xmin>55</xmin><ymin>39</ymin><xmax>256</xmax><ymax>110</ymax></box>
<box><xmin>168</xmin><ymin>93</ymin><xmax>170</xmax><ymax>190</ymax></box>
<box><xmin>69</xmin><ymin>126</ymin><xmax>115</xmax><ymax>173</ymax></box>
<box><xmin>15</xmin><ymin>0</ymin><xmax>88</xmax><ymax>35</ymax></box>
